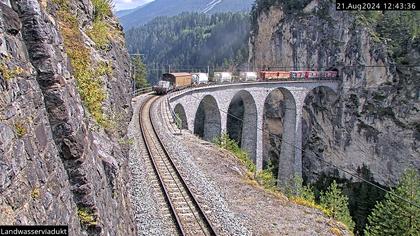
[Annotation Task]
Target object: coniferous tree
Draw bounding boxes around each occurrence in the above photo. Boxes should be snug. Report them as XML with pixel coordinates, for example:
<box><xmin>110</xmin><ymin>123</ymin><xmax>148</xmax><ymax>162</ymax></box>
<box><xmin>132</xmin><ymin>55</ymin><xmax>149</xmax><ymax>89</ymax></box>
<box><xmin>346</xmin><ymin>165</ymin><xmax>386</xmax><ymax>235</ymax></box>
<box><xmin>320</xmin><ymin>180</ymin><xmax>355</xmax><ymax>231</ymax></box>
<box><xmin>364</xmin><ymin>169</ymin><xmax>420</xmax><ymax>236</ymax></box>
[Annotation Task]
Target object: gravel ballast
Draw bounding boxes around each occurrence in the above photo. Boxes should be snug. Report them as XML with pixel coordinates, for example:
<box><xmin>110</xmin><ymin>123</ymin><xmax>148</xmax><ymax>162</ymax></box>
<box><xmin>127</xmin><ymin>95</ymin><xmax>176</xmax><ymax>236</ymax></box>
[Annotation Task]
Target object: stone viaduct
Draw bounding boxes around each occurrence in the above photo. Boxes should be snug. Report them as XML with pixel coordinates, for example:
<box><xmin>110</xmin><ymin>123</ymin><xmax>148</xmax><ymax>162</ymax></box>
<box><xmin>168</xmin><ymin>81</ymin><xmax>339</xmax><ymax>187</ymax></box>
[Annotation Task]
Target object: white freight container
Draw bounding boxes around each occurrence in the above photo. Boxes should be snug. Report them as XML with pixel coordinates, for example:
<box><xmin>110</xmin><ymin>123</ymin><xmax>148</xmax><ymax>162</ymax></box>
<box><xmin>239</xmin><ymin>72</ymin><xmax>258</xmax><ymax>81</ymax></box>
<box><xmin>192</xmin><ymin>73</ymin><xmax>209</xmax><ymax>84</ymax></box>
<box><xmin>213</xmin><ymin>72</ymin><xmax>232</xmax><ymax>83</ymax></box>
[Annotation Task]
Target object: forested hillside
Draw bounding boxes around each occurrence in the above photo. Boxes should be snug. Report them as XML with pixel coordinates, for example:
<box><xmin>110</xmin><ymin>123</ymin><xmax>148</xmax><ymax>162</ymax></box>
<box><xmin>125</xmin><ymin>12</ymin><xmax>250</xmax><ymax>84</ymax></box>
<box><xmin>119</xmin><ymin>0</ymin><xmax>254</xmax><ymax>28</ymax></box>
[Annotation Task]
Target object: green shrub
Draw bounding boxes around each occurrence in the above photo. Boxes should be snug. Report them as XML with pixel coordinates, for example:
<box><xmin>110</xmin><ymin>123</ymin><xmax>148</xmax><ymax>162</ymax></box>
<box><xmin>213</xmin><ymin>133</ymin><xmax>256</xmax><ymax>173</ymax></box>
<box><xmin>290</xmin><ymin>176</ymin><xmax>331</xmax><ymax>216</ymax></box>
<box><xmin>14</xmin><ymin>122</ymin><xmax>27</xmax><ymax>138</ymax></box>
<box><xmin>256</xmin><ymin>169</ymin><xmax>277</xmax><ymax>190</ymax></box>
<box><xmin>77</xmin><ymin>207</ymin><xmax>97</xmax><ymax>226</ymax></box>
<box><xmin>174</xmin><ymin>114</ymin><xmax>182</xmax><ymax>129</ymax></box>
<box><xmin>214</xmin><ymin>133</ymin><xmax>278</xmax><ymax>190</ymax></box>
<box><xmin>0</xmin><ymin>61</ymin><xmax>24</xmax><ymax>81</ymax></box>
<box><xmin>31</xmin><ymin>188</ymin><xmax>41</xmax><ymax>199</ymax></box>
<box><xmin>295</xmin><ymin>176</ymin><xmax>316</xmax><ymax>203</ymax></box>
<box><xmin>92</xmin><ymin>0</ymin><xmax>113</xmax><ymax>20</ymax></box>
<box><xmin>320</xmin><ymin>181</ymin><xmax>355</xmax><ymax>231</ymax></box>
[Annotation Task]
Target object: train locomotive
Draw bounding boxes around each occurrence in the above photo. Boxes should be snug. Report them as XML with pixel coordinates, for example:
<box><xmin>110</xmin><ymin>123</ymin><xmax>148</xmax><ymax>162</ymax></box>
<box><xmin>152</xmin><ymin>70</ymin><xmax>338</xmax><ymax>95</ymax></box>
<box><xmin>153</xmin><ymin>73</ymin><xmax>192</xmax><ymax>95</ymax></box>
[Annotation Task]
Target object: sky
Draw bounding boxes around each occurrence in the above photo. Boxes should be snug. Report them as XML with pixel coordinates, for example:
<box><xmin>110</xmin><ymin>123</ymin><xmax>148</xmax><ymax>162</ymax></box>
<box><xmin>113</xmin><ymin>0</ymin><xmax>154</xmax><ymax>10</ymax></box>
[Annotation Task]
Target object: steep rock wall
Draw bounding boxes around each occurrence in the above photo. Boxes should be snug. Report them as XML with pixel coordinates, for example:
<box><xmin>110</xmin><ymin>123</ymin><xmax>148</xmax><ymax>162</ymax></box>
<box><xmin>251</xmin><ymin>0</ymin><xmax>419</xmax><ymax>186</ymax></box>
<box><xmin>0</xmin><ymin>4</ymin><xmax>81</xmax><ymax>233</ymax></box>
<box><xmin>0</xmin><ymin>0</ymin><xmax>135</xmax><ymax>234</ymax></box>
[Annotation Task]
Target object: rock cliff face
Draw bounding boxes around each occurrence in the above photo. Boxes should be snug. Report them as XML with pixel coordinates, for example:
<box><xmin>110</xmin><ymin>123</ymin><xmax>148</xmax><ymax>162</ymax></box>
<box><xmin>251</xmin><ymin>0</ymin><xmax>419</xmax><ymax>186</ymax></box>
<box><xmin>0</xmin><ymin>0</ymin><xmax>135</xmax><ymax>234</ymax></box>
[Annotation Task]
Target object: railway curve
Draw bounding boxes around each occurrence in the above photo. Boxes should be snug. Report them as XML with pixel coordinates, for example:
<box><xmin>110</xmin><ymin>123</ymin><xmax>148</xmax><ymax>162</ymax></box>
<box><xmin>140</xmin><ymin>95</ymin><xmax>217</xmax><ymax>236</ymax></box>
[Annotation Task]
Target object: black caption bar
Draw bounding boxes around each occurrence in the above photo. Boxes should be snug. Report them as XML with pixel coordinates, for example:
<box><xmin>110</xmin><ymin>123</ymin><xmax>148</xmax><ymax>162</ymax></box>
<box><xmin>0</xmin><ymin>226</ymin><xmax>68</xmax><ymax>236</ymax></box>
<box><xmin>336</xmin><ymin>0</ymin><xmax>418</xmax><ymax>11</ymax></box>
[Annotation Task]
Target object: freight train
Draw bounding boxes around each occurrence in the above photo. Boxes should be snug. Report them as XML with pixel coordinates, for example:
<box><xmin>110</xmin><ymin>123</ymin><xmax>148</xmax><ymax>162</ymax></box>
<box><xmin>153</xmin><ymin>70</ymin><xmax>338</xmax><ymax>95</ymax></box>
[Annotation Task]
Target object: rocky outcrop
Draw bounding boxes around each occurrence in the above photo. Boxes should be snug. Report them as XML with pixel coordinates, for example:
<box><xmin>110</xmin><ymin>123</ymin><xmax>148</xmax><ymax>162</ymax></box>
<box><xmin>0</xmin><ymin>0</ymin><xmax>135</xmax><ymax>234</ymax></box>
<box><xmin>251</xmin><ymin>0</ymin><xmax>419</xmax><ymax>186</ymax></box>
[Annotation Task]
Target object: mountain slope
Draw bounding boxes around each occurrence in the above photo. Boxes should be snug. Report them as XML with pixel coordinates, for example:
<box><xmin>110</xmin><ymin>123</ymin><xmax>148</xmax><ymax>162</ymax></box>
<box><xmin>119</xmin><ymin>0</ymin><xmax>255</xmax><ymax>29</ymax></box>
<box><xmin>115</xmin><ymin>0</ymin><xmax>152</xmax><ymax>18</ymax></box>
<box><xmin>125</xmin><ymin>12</ymin><xmax>250</xmax><ymax>85</ymax></box>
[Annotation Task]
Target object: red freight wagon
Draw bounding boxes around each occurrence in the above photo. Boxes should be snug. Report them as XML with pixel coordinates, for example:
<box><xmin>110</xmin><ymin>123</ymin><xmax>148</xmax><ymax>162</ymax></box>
<box><xmin>259</xmin><ymin>71</ymin><xmax>290</xmax><ymax>80</ymax></box>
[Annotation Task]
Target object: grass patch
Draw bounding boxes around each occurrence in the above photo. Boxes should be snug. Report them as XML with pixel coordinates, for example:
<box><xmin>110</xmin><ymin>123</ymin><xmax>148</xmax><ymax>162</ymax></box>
<box><xmin>86</xmin><ymin>20</ymin><xmax>120</xmax><ymax>49</ymax></box>
<box><xmin>31</xmin><ymin>188</ymin><xmax>40</xmax><ymax>199</ymax></box>
<box><xmin>0</xmin><ymin>60</ymin><xmax>24</xmax><ymax>81</ymax></box>
<box><xmin>14</xmin><ymin>121</ymin><xmax>27</xmax><ymax>138</ymax></box>
<box><xmin>256</xmin><ymin>169</ymin><xmax>277</xmax><ymax>190</ymax></box>
<box><xmin>118</xmin><ymin>137</ymin><xmax>134</xmax><ymax>145</ymax></box>
<box><xmin>214</xmin><ymin>133</ymin><xmax>256</xmax><ymax>172</ymax></box>
<box><xmin>213</xmin><ymin>133</ymin><xmax>277</xmax><ymax>190</ymax></box>
<box><xmin>330</xmin><ymin>227</ymin><xmax>343</xmax><ymax>236</ymax></box>
<box><xmin>291</xmin><ymin>197</ymin><xmax>331</xmax><ymax>216</ymax></box>
<box><xmin>88</xmin><ymin>0</ymin><xmax>125</xmax><ymax>48</ymax></box>
<box><xmin>291</xmin><ymin>176</ymin><xmax>332</xmax><ymax>216</ymax></box>
<box><xmin>56</xmin><ymin>9</ymin><xmax>108</xmax><ymax>126</ymax></box>
<box><xmin>77</xmin><ymin>207</ymin><xmax>97</xmax><ymax>226</ymax></box>
<box><xmin>96</xmin><ymin>61</ymin><xmax>113</xmax><ymax>76</ymax></box>
<box><xmin>87</xmin><ymin>21</ymin><xmax>110</xmax><ymax>49</ymax></box>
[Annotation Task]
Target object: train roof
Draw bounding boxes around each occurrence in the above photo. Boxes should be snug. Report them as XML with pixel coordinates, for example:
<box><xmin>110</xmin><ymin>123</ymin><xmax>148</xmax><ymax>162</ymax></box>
<box><xmin>260</xmin><ymin>70</ymin><xmax>290</xmax><ymax>72</ymax></box>
<box><xmin>163</xmin><ymin>72</ymin><xmax>192</xmax><ymax>77</ymax></box>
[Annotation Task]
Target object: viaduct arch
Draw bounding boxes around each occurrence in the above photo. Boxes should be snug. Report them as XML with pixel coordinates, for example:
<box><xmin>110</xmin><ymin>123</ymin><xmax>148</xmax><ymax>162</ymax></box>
<box><xmin>174</xmin><ymin>103</ymin><xmax>188</xmax><ymax>129</ymax></box>
<box><xmin>193</xmin><ymin>95</ymin><xmax>221</xmax><ymax>141</ymax></box>
<box><xmin>226</xmin><ymin>90</ymin><xmax>258</xmax><ymax>163</ymax></box>
<box><xmin>169</xmin><ymin>81</ymin><xmax>339</xmax><ymax>188</ymax></box>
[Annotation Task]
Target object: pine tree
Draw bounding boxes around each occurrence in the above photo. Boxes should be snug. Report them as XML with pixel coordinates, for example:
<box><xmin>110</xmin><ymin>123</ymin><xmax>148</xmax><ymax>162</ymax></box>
<box><xmin>365</xmin><ymin>169</ymin><xmax>420</xmax><ymax>236</ymax></box>
<box><xmin>346</xmin><ymin>165</ymin><xmax>386</xmax><ymax>235</ymax></box>
<box><xmin>320</xmin><ymin>180</ymin><xmax>355</xmax><ymax>231</ymax></box>
<box><xmin>132</xmin><ymin>55</ymin><xmax>149</xmax><ymax>89</ymax></box>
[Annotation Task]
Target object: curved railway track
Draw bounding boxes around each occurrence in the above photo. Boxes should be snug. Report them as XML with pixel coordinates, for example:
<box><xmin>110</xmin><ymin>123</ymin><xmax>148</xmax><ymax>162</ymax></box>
<box><xmin>140</xmin><ymin>95</ymin><xmax>217</xmax><ymax>236</ymax></box>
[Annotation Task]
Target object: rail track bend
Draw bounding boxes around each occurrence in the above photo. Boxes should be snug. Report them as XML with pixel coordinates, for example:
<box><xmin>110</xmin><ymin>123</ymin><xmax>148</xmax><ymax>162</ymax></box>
<box><xmin>140</xmin><ymin>95</ymin><xmax>217</xmax><ymax>236</ymax></box>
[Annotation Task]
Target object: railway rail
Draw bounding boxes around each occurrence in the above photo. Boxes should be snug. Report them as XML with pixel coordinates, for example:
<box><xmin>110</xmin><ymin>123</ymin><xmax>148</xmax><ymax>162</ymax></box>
<box><xmin>139</xmin><ymin>95</ymin><xmax>217</xmax><ymax>236</ymax></box>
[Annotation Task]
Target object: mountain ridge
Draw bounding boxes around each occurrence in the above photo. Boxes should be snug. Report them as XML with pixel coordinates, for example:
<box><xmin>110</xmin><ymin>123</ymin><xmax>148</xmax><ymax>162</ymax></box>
<box><xmin>118</xmin><ymin>0</ymin><xmax>255</xmax><ymax>29</ymax></box>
